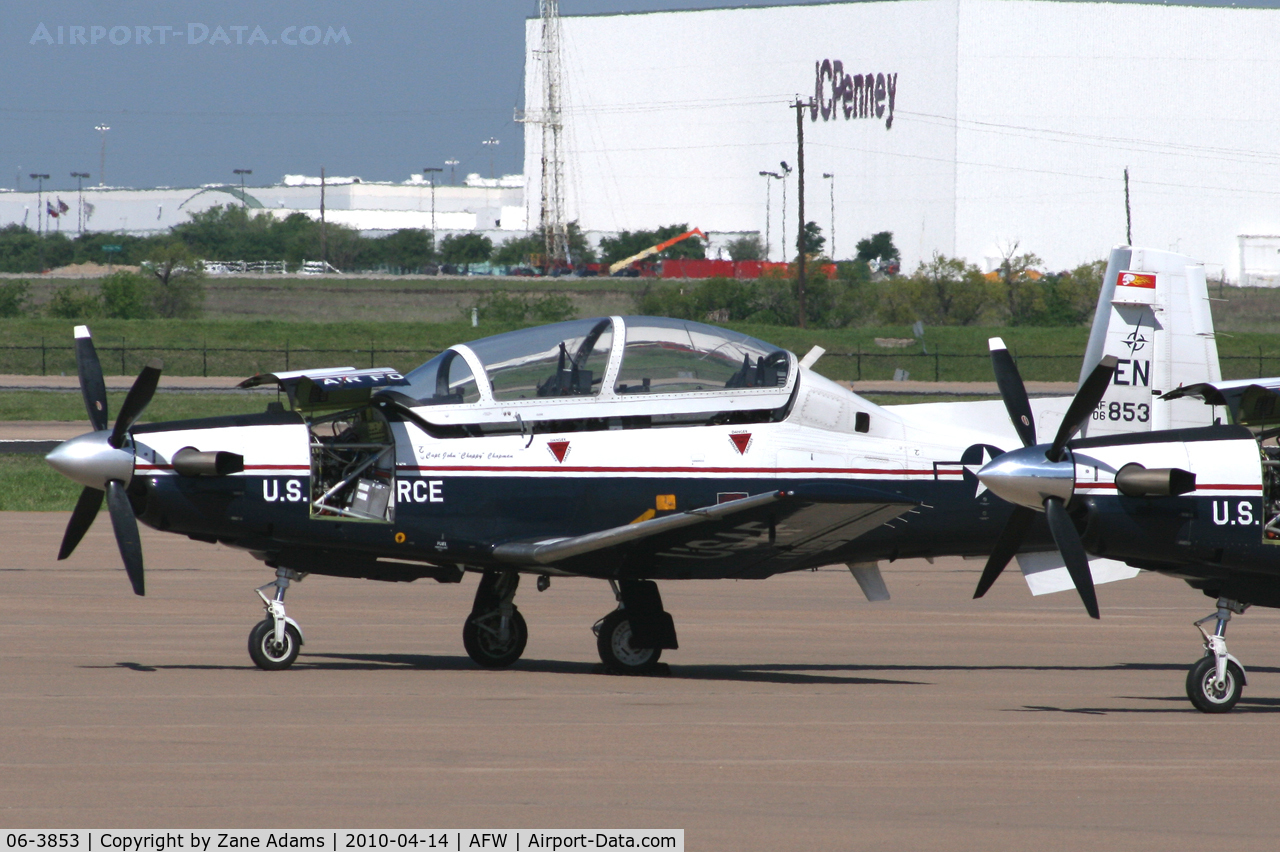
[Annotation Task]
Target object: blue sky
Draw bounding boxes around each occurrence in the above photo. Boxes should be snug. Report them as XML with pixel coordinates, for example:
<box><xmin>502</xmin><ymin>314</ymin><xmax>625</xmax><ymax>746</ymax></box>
<box><xmin>4</xmin><ymin>0</ymin><xmax>1265</xmax><ymax>193</ymax></box>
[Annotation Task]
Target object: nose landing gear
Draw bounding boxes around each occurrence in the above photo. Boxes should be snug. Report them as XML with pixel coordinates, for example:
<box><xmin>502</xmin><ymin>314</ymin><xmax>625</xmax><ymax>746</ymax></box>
<box><xmin>1186</xmin><ymin>597</ymin><xmax>1249</xmax><ymax>713</ymax></box>
<box><xmin>248</xmin><ymin>567</ymin><xmax>306</xmax><ymax>671</ymax></box>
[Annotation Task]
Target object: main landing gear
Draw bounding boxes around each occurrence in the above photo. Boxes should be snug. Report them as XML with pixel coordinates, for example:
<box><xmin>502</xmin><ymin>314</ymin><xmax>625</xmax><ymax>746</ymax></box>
<box><xmin>248</xmin><ymin>567</ymin><xmax>306</xmax><ymax>671</ymax></box>
<box><xmin>592</xmin><ymin>580</ymin><xmax>678</xmax><ymax>675</ymax></box>
<box><xmin>462</xmin><ymin>570</ymin><xmax>528</xmax><ymax>668</ymax></box>
<box><xmin>1186</xmin><ymin>597</ymin><xmax>1250</xmax><ymax>713</ymax></box>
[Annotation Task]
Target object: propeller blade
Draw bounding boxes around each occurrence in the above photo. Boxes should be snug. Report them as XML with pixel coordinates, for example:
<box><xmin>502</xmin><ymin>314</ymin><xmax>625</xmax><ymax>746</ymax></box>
<box><xmin>1047</xmin><ymin>355</ymin><xmax>1119</xmax><ymax>462</ymax></box>
<box><xmin>1043</xmin><ymin>497</ymin><xmax>1099</xmax><ymax>619</ymax></box>
<box><xmin>74</xmin><ymin>325</ymin><xmax>109</xmax><ymax>432</ymax></box>
<box><xmin>105</xmin><ymin>480</ymin><xmax>145</xmax><ymax>596</ymax></box>
<box><xmin>974</xmin><ymin>504</ymin><xmax>1036</xmax><ymax>599</ymax></box>
<box><xmin>109</xmin><ymin>359</ymin><xmax>163</xmax><ymax>449</ymax></box>
<box><xmin>57</xmin><ymin>486</ymin><xmax>104</xmax><ymax>561</ymax></box>
<box><xmin>988</xmin><ymin>338</ymin><xmax>1037</xmax><ymax>448</ymax></box>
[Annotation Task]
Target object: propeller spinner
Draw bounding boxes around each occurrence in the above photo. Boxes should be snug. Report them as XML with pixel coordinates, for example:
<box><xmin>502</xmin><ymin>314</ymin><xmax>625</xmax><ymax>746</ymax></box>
<box><xmin>45</xmin><ymin>326</ymin><xmax>161</xmax><ymax>596</ymax></box>
<box><xmin>972</xmin><ymin>338</ymin><xmax>1118</xmax><ymax>619</ymax></box>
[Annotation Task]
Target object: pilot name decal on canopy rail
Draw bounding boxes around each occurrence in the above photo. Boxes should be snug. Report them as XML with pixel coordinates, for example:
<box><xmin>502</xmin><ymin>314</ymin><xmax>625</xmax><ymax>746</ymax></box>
<box><xmin>729</xmin><ymin>432</ymin><xmax>753</xmax><ymax>455</ymax></box>
<box><xmin>547</xmin><ymin>440</ymin><xmax>571</xmax><ymax>463</ymax></box>
<box><xmin>811</xmin><ymin>60</ymin><xmax>898</xmax><ymax>130</ymax></box>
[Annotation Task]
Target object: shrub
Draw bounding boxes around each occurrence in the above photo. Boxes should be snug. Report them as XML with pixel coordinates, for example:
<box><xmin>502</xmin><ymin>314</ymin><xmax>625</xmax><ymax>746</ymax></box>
<box><xmin>0</xmin><ymin>279</ymin><xmax>31</xmax><ymax>317</ymax></box>
<box><xmin>100</xmin><ymin>271</ymin><xmax>155</xmax><ymax>319</ymax></box>
<box><xmin>46</xmin><ymin>283</ymin><xmax>101</xmax><ymax>319</ymax></box>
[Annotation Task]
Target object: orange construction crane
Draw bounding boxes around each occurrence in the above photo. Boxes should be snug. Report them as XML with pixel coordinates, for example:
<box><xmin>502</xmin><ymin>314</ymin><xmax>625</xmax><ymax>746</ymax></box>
<box><xmin>607</xmin><ymin>228</ymin><xmax>706</xmax><ymax>275</ymax></box>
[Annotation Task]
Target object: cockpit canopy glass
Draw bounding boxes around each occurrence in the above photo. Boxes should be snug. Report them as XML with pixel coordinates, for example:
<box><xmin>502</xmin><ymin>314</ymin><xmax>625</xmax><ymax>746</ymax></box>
<box><xmin>468</xmin><ymin>317</ymin><xmax>613</xmax><ymax>401</ymax></box>
<box><xmin>399</xmin><ymin>349</ymin><xmax>480</xmax><ymax>405</ymax></box>
<box><xmin>615</xmin><ymin>317</ymin><xmax>787</xmax><ymax>394</ymax></box>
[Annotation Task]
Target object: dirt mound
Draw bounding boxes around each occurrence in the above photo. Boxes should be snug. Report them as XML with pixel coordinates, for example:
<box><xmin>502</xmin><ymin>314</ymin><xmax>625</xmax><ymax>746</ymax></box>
<box><xmin>46</xmin><ymin>262</ymin><xmax>140</xmax><ymax>277</ymax></box>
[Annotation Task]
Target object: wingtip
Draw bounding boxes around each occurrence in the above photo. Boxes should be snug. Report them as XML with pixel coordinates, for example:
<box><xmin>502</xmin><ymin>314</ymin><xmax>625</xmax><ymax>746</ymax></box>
<box><xmin>988</xmin><ymin>337</ymin><xmax>1007</xmax><ymax>352</ymax></box>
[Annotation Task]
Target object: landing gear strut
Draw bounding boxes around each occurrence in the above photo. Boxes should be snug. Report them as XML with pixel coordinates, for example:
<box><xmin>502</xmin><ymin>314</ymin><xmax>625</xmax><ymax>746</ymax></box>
<box><xmin>248</xmin><ymin>567</ymin><xmax>306</xmax><ymax>671</ymax></box>
<box><xmin>463</xmin><ymin>570</ymin><xmax>527</xmax><ymax>668</ymax></box>
<box><xmin>593</xmin><ymin>579</ymin><xmax>677</xmax><ymax>675</ymax></box>
<box><xmin>1187</xmin><ymin>597</ymin><xmax>1249</xmax><ymax>713</ymax></box>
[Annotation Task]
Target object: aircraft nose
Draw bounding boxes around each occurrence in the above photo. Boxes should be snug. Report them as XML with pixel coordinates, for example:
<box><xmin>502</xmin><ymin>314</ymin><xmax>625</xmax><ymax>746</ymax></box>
<box><xmin>46</xmin><ymin>431</ymin><xmax>135</xmax><ymax>490</ymax></box>
<box><xmin>977</xmin><ymin>444</ymin><xmax>1075</xmax><ymax>510</ymax></box>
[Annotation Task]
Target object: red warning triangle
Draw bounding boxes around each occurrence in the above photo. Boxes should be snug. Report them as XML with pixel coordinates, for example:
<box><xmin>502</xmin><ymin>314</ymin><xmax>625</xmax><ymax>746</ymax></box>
<box><xmin>729</xmin><ymin>433</ymin><xmax>752</xmax><ymax>455</ymax></box>
<box><xmin>547</xmin><ymin>440</ymin><xmax>570</xmax><ymax>463</ymax></box>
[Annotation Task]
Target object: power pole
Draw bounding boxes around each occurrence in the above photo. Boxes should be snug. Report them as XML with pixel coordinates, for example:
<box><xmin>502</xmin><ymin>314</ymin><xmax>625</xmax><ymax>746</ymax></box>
<box><xmin>793</xmin><ymin>98</ymin><xmax>814</xmax><ymax>329</ymax></box>
<box><xmin>823</xmin><ymin>172</ymin><xmax>835</xmax><ymax>261</ymax></box>
<box><xmin>1124</xmin><ymin>167</ymin><xmax>1132</xmax><ymax>245</ymax></box>
<box><xmin>516</xmin><ymin>0</ymin><xmax>570</xmax><ymax>269</ymax></box>
<box><xmin>759</xmin><ymin>170</ymin><xmax>781</xmax><ymax>262</ymax></box>
<box><xmin>423</xmin><ymin>166</ymin><xmax>442</xmax><ymax>237</ymax></box>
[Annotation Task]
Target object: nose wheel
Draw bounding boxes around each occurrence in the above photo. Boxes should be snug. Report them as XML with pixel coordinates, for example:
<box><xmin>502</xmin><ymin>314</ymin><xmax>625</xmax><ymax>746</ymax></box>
<box><xmin>1186</xmin><ymin>598</ymin><xmax>1249</xmax><ymax>713</ymax></box>
<box><xmin>248</xmin><ymin>567</ymin><xmax>306</xmax><ymax>671</ymax></box>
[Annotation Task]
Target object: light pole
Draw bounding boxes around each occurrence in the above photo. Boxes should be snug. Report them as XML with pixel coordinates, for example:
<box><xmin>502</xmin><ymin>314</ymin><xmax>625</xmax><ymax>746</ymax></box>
<box><xmin>779</xmin><ymin>161</ymin><xmax>793</xmax><ymax>260</ymax></box>
<box><xmin>29</xmin><ymin>173</ymin><xmax>48</xmax><ymax>237</ymax></box>
<box><xmin>423</xmin><ymin>167</ymin><xmax>443</xmax><ymax>233</ymax></box>
<box><xmin>30</xmin><ymin>173</ymin><xmax>49</xmax><ymax>270</ymax></box>
<box><xmin>822</xmin><ymin>172</ymin><xmax>835</xmax><ymax>260</ymax></box>
<box><xmin>759</xmin><ymin>170</ymin><xmax>781</xmax><ymax>262</ymax></box>
<box><xmin>71</xmin><ymin>172</ymin><xmax>90</xmax><ymax>233</ymax></box>
<box><xmin>94</xmin><ymin>125</ymin><xmax>110</xmax><ymax>186</ymax></box>
<box><xmin>445</xmin><ymin>159</ymin><xmax>460</xmax><ymax>185</ymax></box>
<box><xmin>233</xmin><ymin>169</ymin><xmax>252</xmax><ymax>209</ymax></box>
<box><xmin>482</xmin><ymin>138</ymin><xmax>499</xmax><ymax>179</ymax></box>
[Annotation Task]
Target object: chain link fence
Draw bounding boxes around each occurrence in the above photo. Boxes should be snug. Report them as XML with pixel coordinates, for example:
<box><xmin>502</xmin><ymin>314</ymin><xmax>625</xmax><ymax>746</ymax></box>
<box><xmin>0</xmin><ymin>342</ymin><xmax>1276</xmax><ymax>383</ymax></box>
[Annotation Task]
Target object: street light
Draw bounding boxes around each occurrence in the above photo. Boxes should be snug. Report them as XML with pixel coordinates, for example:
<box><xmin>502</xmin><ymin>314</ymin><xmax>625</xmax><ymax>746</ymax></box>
<box><xmin>759</xmin><ymin>170</ymin><xmax>782</xmax><ymax>262</ymax></box>
<box><xmin>71</xmin><ymin>172</ymin><xmax>90</xmax><ymax>233</ymax></box>
<box><xmin>94</xmin><ymin>125</ymin><xmax>110</xmax><ymax>186</ymax></box>
<box><xmin>822</xmin><ymin>172</ymin><xmax>835</xmax><ymax>260</ymax></box>
<box><xmin>482</xmin><ymin>138</ymin><xmax>499</xmax><ymax>179</ymax></box>
<box><xmin>445</xmin><ymin>159</ymin><xmax>460</xmax><ymax>185</ymax></box>
<box><xmin>29</xmin><ymin>173</ymin><xmax>49</xmax><ymax>237</ymax></box>
<box><xmin>779</xmin><ymin>161</ymin><xmax>793</xmax><ymax>260</ymax></box>
<box><xmin>423</xmin><ymin>167</ymin><xmax>443</xmax><ymax>233</ymax></box>
<box><xmin>233</xmin><ymin>169</ymin><xmax>252</xmax><ymax>209</ymax></box>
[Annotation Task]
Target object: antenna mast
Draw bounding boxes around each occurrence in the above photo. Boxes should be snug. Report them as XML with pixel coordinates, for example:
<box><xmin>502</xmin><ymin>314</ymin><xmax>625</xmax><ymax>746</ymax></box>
<box><xmin>518</xmin><ymin>0</ymin><xmax>570</xmax><ymax>269</ymax></box>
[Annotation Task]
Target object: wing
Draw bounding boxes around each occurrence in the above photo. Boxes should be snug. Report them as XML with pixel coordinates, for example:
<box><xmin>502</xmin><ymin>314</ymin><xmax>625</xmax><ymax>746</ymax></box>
<box><xmin>493</xmin><ymin>484</ymin><xmax>916</xmax><ymax>580</ymax></box>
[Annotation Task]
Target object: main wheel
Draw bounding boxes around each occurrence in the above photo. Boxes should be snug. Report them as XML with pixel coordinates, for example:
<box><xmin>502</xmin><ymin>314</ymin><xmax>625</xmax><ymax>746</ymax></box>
<box><xmin>248</xmin><ymin>618</ymin><xmax>301</xmax><ymax>671</ymax></box>
<box><xmin>463</xmin><ymin>608</ymin><xmax>528</xmax><ymax>668</ymax></box>
<box><xmin>596</xmin><ymin>609</ymin><xmax>661</xmax><ymax>675</ymax></box>
<box><xmin>1186</xmin><ymin>655</ymin><xmax>1244</xmax><ymax>713</ymax></box>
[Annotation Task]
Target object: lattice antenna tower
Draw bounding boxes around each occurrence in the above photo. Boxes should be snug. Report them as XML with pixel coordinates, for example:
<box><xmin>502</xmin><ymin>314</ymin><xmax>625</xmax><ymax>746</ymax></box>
<box><xmin>525</xmin><ymin>0</ymin><xmax>569</xmax><ymax>267</ymax></box>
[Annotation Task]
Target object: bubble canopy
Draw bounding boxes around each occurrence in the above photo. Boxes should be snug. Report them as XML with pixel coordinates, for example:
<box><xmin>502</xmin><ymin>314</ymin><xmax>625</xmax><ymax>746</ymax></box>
<box><xmin>398</xmin><ymin>316</ymin><xmax>790</xmax><ymax>406</ymax></box>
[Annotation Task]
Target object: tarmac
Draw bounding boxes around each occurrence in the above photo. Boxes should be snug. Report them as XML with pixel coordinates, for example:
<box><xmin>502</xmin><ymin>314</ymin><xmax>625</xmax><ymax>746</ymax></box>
<box><xmin>3</xmin><ymin>512</ymin><xmax>1280</xmax><ymax>848</ymax></box>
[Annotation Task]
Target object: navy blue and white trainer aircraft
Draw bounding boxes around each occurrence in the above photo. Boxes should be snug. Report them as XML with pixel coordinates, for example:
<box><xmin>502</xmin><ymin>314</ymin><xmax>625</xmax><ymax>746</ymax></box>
<box><xmin>43</xmin><ymin>247</ymin><xmax>1278</xmax><ymax>711</ymax></box>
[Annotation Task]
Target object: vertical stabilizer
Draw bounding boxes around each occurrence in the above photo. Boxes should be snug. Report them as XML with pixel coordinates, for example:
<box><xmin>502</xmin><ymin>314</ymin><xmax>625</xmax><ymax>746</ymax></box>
<box><xmin>1078</xmin><ymin>247</ymin><xmax>1220</xmax><ymax>438</ymax></box>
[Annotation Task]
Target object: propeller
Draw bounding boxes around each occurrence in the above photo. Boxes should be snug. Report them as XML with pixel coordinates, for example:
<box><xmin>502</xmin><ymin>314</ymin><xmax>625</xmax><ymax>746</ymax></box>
<box><xmin>972</xmin><ymin>338</ymin><xmax>1118</xmax><ymax>619</ymax></box>
<box><xmin>47</xmin><ymin>326</ymin><xmax>161</xmax><ymax>596</ymax></box>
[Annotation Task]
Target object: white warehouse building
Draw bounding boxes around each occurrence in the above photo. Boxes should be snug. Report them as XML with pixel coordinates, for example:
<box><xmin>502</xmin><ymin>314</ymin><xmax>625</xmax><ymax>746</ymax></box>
<box><xmin>524</xmin><ymin>0</ymin><xmax>1280</xmax><ymax>281</ymax></box>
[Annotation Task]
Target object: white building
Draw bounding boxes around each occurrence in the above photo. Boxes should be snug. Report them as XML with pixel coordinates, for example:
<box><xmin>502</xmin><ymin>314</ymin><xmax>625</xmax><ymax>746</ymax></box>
<box><xmin>0</xmin><ymin>173</ymin><xmax>527</xmax><ymax>238</ymax></box>
<box><xmin>524</xmin><ymin>0</ymin><xmax>1280</xmax><ymax>281</ymax></box>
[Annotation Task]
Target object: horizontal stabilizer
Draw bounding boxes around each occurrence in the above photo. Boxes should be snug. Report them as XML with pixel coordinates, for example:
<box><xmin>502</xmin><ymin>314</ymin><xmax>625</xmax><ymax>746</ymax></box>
<box><xmin>1016</xmin><ymin>551</ymin><xmax>1140</xmax><ymax>596</ymax></box>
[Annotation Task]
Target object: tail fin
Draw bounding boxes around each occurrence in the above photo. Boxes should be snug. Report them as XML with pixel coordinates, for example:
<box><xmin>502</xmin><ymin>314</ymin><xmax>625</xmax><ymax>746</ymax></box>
<box><xmin>1077</xmin><ymin>247</ymin><xmax>1220</xmax><ymax>438</ymax></box>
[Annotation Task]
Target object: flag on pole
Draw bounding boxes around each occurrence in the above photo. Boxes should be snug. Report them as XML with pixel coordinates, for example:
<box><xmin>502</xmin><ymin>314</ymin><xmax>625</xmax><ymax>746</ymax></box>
<box><xmin>83</xmin><ymin>201</ymin><xmax>96</xmax><ymax>221</ymax></box>
<box><xmin>57</xmin><ymin>198</ymin><xmax>69</xmax><ymax>214</ymax></box>
<box><xmin>46</xmin><ymin>201</ymin><xmax>59</xmax><ymax>219</ymax></box>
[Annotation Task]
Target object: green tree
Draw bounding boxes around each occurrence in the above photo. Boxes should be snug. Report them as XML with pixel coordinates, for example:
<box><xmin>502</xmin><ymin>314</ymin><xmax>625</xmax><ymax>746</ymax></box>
<box><xmin>492</xmin><ymin>234</ymin><xmax>543</xmax><ymax>267</ymax></box>
<box><xmin>801</xmin><ymin>221</ymin><xmax>825</xmax><ymax>257</ymax></box>
<box><xmin>599</xmin><ymin>224</ymin><xmax>704</xmax><ymax>267</ymax></box>
<box><xmin>726</xmin><ymin>234</ymin><xmax>764</xmax><ymax>261</ymax></box>
<box><xmin>143</xmin><ymin>242</ymin><xmax>205</xmax><ymax>318</ymax></box>
<box><xmin>996</xmin><ymin>244</ymin><xmax>1044</xmax><ymax>325</ymax></box>
<box><xmin>567</xmin><ymin>221</ymin><xmax>597</xmax><ymax>265</ymax></box>
<box><xmin>855</xmin><ymin>231</ymin><xmax>900</xmax><ymax>265</ymax></box>
<box><xmin>377</xmin><ymin>229</ymin><xmax>437</xmax><ymax>271</ymax></box>
<box><xmin>883</xmin><ymin>254</ymin><xmax>992</xmax><ymax>326</ymax></box>
<box><xmin>100</xmin><ymin>271</ymin><xmax>155</xmax><ymax>319</ymax></box>
<box><xmin>439</xmin><ymin>232</ymin><xmax>494</xmax><ymax>272</ymax></box>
